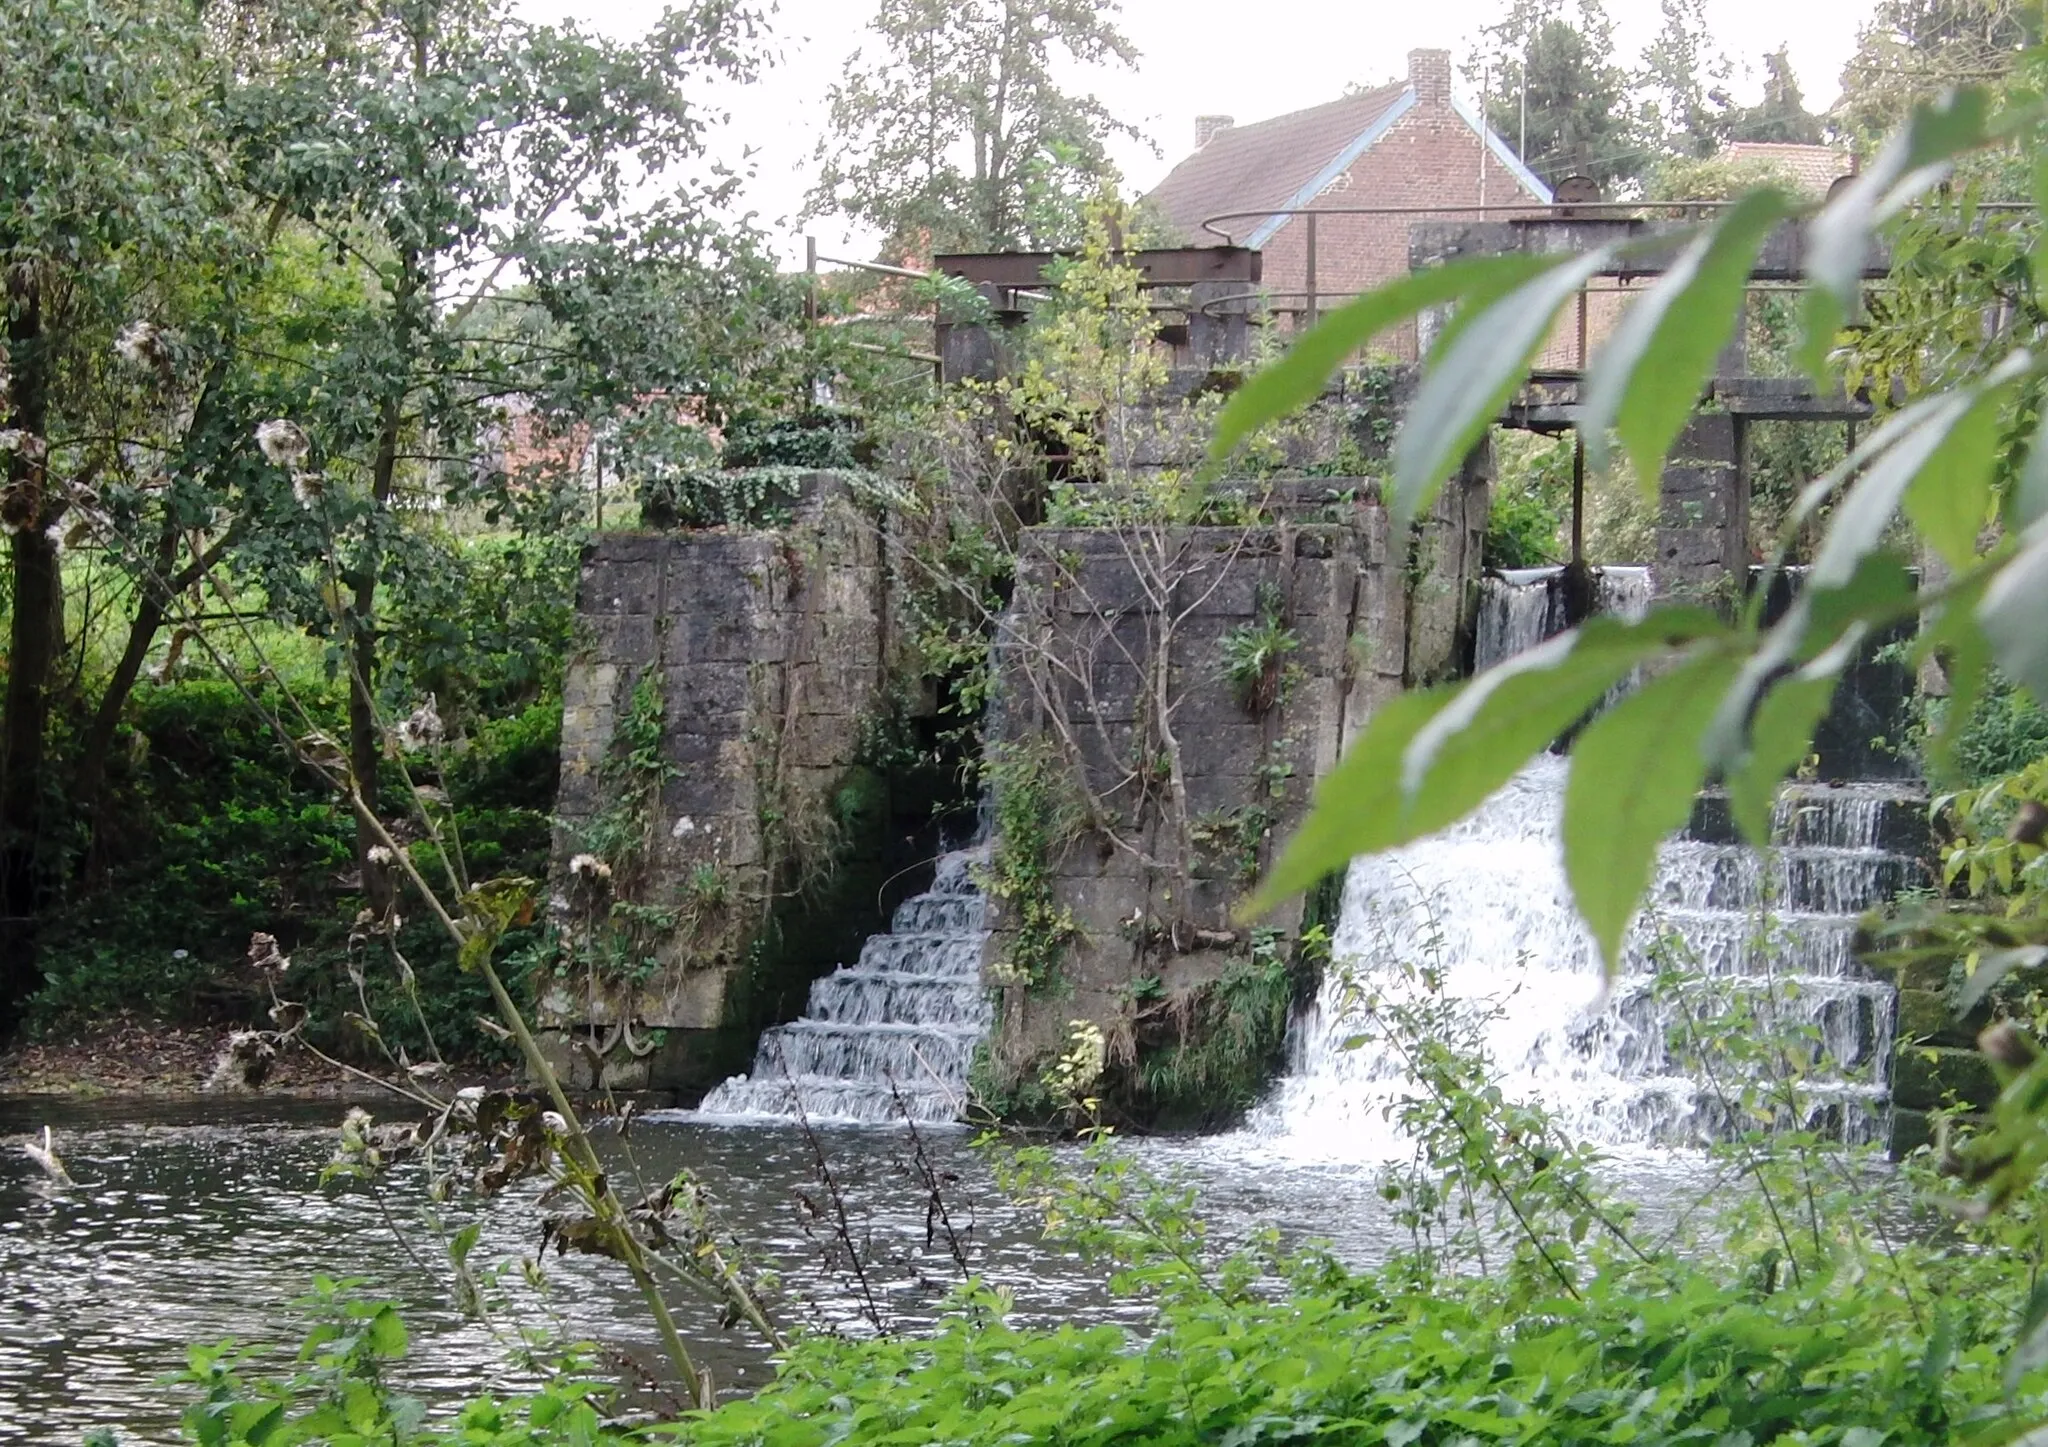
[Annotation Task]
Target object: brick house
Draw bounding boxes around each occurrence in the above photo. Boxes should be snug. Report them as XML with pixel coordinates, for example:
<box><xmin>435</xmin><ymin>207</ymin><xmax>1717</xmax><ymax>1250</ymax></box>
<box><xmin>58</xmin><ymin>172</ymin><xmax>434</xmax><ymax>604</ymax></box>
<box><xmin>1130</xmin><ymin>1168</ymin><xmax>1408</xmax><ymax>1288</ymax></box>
<box><xmin>1146</xmin><ymin>48</ymin><xmax>1551</xmax><ymax>357</ymax></box>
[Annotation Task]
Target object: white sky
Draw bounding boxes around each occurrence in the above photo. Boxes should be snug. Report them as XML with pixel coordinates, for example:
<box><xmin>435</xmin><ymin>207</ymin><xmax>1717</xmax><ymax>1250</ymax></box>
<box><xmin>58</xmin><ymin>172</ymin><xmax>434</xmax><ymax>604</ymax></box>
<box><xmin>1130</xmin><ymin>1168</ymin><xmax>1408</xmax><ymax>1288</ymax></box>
<box><xmin>521</xmin><ymin>0</ymin><xmax>1876</xmax><ymax>264</ymax></box>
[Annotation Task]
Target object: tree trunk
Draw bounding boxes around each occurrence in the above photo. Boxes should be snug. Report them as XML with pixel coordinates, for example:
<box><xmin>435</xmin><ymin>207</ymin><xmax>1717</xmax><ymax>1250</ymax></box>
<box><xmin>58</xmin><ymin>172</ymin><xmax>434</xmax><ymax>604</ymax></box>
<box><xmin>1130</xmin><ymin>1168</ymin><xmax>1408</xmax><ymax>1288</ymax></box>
<box><xmin>0</xmin><ymin>266</ymin><xmax>56</xmax><ymax>1033</ymax></box>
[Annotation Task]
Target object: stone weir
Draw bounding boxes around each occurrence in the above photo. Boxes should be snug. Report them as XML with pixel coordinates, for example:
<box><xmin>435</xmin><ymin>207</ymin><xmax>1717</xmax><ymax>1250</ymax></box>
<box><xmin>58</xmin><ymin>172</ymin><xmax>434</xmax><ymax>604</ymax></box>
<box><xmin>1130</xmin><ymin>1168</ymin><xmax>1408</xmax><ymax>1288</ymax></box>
<box><xmin>978</xmin><ymin>459</ymin><xmax>1494</xmax><ymax>1118</ymax></box>
<box><xmin>540</xmin><ymin>475</ymin><xmax>942</xmax><ymax>1099</ymax></box>
<box><xmin>1249</xmin><ymin>557</ymin><xmax>1933</xmax><ymax>1157</ymax></box>
<box><xmin>697</xmin><ymin>847</ymin><xmax>993</xmax><ymax>1123</ymax></box>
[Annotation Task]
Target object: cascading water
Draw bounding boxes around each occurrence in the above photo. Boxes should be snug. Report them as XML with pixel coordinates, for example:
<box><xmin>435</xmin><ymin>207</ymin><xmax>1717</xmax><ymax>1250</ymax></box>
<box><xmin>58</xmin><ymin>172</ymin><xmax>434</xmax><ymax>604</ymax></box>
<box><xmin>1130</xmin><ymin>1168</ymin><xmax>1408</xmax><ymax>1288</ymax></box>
<box><xmin>1473</xmin><ymin>565</ymin><xmax>1653</xmax><ymax>671</ymax></box>
<box><xmin>696</xmin><ymin>849</ymin><xmax>992</xmax><ymax>1124</ymax></box>
<box><xmin>1253</xmin><ymin>568</ymin><xmax>1919</xmax><ymax>1159</ymax></box>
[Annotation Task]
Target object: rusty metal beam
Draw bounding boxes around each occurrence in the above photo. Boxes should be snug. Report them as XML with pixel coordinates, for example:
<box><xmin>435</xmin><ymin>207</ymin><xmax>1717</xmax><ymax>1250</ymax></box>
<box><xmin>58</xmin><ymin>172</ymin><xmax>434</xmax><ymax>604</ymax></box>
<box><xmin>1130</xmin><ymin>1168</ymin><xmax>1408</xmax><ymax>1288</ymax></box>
<box><xmin>932</xmin><ymin>247</ymin><xmax>1263</xmax><ymax>288</ymax></box>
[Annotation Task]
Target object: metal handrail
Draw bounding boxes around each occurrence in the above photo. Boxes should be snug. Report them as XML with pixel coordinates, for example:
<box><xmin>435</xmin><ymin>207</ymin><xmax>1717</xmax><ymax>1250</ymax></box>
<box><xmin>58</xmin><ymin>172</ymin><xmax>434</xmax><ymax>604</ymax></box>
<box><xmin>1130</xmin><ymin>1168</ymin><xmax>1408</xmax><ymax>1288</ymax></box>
<box><xmin>1199</xmin><ymin>198</ymin><xmax>2036</xmax><ymax>245</ymax></box>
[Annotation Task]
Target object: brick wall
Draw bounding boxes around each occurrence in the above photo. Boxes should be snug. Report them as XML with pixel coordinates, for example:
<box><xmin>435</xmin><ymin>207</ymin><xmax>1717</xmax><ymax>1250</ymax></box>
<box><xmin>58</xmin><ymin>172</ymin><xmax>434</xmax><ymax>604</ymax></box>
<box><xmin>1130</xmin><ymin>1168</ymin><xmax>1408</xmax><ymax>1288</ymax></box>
<box><xmin>1259</xmin><ymin>85</ymin><xmax>1544</xmax><ymax>358</ymax></box>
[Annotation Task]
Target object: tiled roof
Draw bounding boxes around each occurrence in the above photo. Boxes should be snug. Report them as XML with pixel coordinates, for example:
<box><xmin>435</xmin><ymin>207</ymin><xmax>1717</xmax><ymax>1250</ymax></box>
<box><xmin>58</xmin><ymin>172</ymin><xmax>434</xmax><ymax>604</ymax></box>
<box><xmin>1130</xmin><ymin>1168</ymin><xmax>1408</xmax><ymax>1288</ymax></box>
<box><xmin>1720</xmin><ymin>142</ymin><xmax>1854</xmax><ymax>198</ymax></box>
<box><xmin>1147</xmin><ymin>81</ymin><xmax>1411</xmax><ymax>246</ymax></box>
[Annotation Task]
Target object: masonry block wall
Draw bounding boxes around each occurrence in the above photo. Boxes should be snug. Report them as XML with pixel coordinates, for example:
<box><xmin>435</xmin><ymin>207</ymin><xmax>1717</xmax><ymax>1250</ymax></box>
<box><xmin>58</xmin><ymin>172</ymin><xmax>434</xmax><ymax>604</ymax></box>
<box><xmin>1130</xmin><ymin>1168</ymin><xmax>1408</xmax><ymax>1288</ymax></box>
<box><xmin>1655</xmin><ymin>413</ymin><xmax>1748</xmax><ymax>605</ymax></box>
<box><xmin>543</xmin><ymin>479</ymin><xmax>888</xmax><ymax>1094</ymax></box>
<box><xmin>980</xmin><ymin>460</ymin><xmax>1491</xmax><ymax>1085</ymax></box>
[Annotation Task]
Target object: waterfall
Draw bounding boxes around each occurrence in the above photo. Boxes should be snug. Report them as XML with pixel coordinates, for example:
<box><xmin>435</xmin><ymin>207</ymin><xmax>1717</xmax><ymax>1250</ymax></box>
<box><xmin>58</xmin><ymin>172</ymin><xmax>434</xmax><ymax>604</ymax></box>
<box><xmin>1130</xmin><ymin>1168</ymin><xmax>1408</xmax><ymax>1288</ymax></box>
<box><xmin>1250</xmin><ymin>761</ymin><xmax>1913</xmax><ymax>1155</ymax></box>
<box><xmin>1474</xmin><ymin>565</ymin><xmax>1652</xmax><ymax>672</ymax></box>
<box><xmin>696</xmin><ymin>849</ymin><xmax>992</xmax><ymax>1124</ymax></box>
<box><xmin>1251</xmin><ymin>565</ymin><xmax>1916</xmax><ymax>1159</ymax></box>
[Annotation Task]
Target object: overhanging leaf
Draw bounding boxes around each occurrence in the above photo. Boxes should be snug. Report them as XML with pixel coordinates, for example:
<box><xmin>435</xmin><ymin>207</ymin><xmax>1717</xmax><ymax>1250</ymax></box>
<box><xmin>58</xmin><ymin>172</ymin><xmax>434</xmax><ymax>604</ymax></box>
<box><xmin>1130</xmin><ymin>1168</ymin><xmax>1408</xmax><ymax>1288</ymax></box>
<box><xmin>1565</xmin><ymin>649</ymin><xmax>1740</xmax><ymax>973</ymax></box>
<box><xmin>1726</xmin><ymin>672</ymin><xmax>1838</xmax><ymax>848</ymax></box>
<box><xmin>2011</xmin><ymin>404</ymin><xmax>2048</xmax><ymax>531</ymax></box>
<box><xmin>1708</xmin><ymin>552</ymin><xmax>1917</xmax><ymax>769</ymax></box>
<box><xmin>1980</xmin><ymin>515</ymin><xmax>2048</xmax><ymax>704</ymax></box>
<box><xmin>1959</xmin><ymin>947</ymin><xmax>2048</xmax><ymax>1015</ymax></box>
<box><xmin>1240</xmin><ymin>687</ymin><xmax>1455</xmax><ymax>917</ymax></box>
<box><xmin>1400</xmin><ymin>609</ymin><xmax>1723</xmax><ymax>827</ymax></box>
<box><xmin>1579</xmin><ymin>189</ymin><xmax>1792</xmax><ymax>494</ymax></box>
<box><xmin>1246</xmin><ymin>609</ymin><xmax>1722</xmax><ymax>920</ymax></box>
<box><xmin>1210</xmin><ymin>254</ymin><xmax>1554</xmax><ymax>462</ymax></box>
<box><xmin>1810</xmin><ymin>389</ymin><xmax>1977</xmax><ymax>589</ymax></box>
<box><xmin>1390</xmin><ymin>248</ymin><xmax>1616</xmax><ymax>529</ymax></box>
<box><xmin>1905</xmin><ymin>383</ymin><xmax>2006</xmax><ymax>569</ymax></box>
<box><xmin>1805</xmin><ymin>88</ymin><xmax>1995</xmax><ymax>317</ymax></box>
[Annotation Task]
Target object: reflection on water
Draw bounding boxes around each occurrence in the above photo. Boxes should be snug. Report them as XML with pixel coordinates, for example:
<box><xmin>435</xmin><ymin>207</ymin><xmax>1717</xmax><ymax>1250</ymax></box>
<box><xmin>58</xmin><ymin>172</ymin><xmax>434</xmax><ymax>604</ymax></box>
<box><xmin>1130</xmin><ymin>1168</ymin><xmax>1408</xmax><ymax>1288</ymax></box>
<box><xmin>0</xmin><ymin>1097</ymin><xmax>1751</xmax><ymax>1446</ymax></box>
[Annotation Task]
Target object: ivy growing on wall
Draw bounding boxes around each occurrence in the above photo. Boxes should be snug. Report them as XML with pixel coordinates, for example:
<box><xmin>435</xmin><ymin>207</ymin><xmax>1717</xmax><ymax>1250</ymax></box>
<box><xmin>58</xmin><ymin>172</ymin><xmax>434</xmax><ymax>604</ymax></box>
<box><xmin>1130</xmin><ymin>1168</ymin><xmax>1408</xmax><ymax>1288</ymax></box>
<box><xmin>979</xmin><ymin>739</ymin><xmax>1083</xmax><ymax>991</ymax></box>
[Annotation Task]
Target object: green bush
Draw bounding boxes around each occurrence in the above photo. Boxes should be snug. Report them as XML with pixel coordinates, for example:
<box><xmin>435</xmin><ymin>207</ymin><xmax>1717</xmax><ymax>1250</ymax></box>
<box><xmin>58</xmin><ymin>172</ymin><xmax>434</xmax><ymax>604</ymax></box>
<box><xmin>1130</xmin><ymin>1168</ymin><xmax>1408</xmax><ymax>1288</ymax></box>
<box><xmin>1934</xmin><ymin>671</ymin><xmax>2048</xmax><ymax>784</ymax></box>
<box><xmin>1483</xmin><ymin>431</ymin><xmax>1568</xmax><ymax>569</ymax></box>
<box><xmin>27</xmin><ymin>676</ymin><xmax>555</xmax><ymax>1062</ymax></box>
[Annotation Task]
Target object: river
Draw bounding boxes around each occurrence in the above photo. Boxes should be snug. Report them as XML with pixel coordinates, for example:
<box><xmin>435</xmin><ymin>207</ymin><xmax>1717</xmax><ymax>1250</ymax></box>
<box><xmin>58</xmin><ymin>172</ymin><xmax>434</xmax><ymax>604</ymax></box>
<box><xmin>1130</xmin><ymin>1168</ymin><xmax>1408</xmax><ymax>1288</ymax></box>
<box><xmin>0</xmin><ymin>1095</ymin><xmax>1764</xmax><ymax>1445</ymax></box>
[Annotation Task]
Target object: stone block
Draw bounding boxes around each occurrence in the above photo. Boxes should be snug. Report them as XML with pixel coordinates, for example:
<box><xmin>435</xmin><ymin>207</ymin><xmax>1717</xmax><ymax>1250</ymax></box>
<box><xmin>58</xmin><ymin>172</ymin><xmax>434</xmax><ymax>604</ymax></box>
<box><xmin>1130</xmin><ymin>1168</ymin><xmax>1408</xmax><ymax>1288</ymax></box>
<box><xmin>1176</xmin><ymin>562</ymin><xmax>1270</xmax><ymax>618</ymax></box>
<box><xmin>662</xmin><ymin>662</ymin><xmax>751</xmax><ymax>721</ymax></box>
<box><xmin>585</xmin><ymin>613</ymin><xmax>656</xmax><ymax>665</ymax></box>
<box><xmin>1892</xmin><ymin>1044</ymin><xmax>1998</xmax><ymax>1111</ymax></box>
<box><xmin>1895</xmin><ymin>988</ymin><xmax>1987</xmax><ymax>1048</ymax></box>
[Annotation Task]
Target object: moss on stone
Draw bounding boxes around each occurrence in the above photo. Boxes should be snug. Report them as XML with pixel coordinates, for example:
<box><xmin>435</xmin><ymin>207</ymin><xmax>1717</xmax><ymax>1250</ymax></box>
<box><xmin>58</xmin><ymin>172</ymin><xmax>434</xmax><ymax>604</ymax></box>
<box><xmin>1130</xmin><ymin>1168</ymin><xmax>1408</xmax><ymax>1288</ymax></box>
<box><xmin>1893</xmin><ymin>1045</ymin><xmax>1999</xmax><ymax>1112</ymax></box>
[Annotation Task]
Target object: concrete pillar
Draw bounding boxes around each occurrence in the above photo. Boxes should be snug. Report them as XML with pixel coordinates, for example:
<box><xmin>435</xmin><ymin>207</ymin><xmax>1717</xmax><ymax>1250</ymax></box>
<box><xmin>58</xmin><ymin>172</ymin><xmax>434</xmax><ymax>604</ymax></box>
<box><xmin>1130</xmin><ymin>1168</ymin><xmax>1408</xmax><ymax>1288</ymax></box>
<box><xmin>1653</xmin><ymin>413</ymin><xmax>1747</xmax><ymax>606</ymax></box>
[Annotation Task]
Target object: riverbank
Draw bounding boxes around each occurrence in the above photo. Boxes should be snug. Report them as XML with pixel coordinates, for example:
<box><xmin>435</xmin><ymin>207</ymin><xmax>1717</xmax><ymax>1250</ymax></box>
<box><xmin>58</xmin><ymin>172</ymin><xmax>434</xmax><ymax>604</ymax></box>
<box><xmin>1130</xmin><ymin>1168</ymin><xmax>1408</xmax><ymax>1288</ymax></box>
<box><xmin>0</xmin><ymin>1016</ymin><xmax>511</xmax><ymax>1099</ymax></box>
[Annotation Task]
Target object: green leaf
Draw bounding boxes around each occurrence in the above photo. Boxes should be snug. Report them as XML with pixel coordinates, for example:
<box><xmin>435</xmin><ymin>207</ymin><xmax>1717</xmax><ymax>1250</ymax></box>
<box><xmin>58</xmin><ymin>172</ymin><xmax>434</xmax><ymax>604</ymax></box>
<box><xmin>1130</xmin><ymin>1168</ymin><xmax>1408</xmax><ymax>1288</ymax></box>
<box><xmin>367</xmin><ymin>1305</ymin><xmax>408</xmax><ymax>1359</ymax></box>
<box><xmin>1210</xmin><ymin>254</ymin><xmax>1554</xmax><ymax>462</ymax></box>
<box><xmin>1905</xmin><ymin>383</ymin><xmax>2005</xmax><ymax>569</ymax></box>
<box><xmin>1579</xmin><ymin>189</ymin><xmax>1792</xmax><ymax>494</ymax></box>
<box><xmin>1708</xmin><ymin>553</ymin><xmax>1916</xmax><ymax>768</ymax></box>
<box><xmin>1810</xmin><ymin>390</ymin><xmax>1976</xmax><ymax>589</ymax></box>
<box><xmin>1390</xmin><ymin>248</ymin><xmax>1616</xmax><ymax>529</ymax></box>
<box><xmin>1565</xmin><ymin>650</ymin><xmax>1740</xmax><ymax>973</ymax></box>
<box><xmin>1980</xmin><ymin>517</ymin><xmax>2048</xmax><ymax>704</ymax></box>
<box><xmin>1246</xmin><ymin>609</ymin><xmax>1721</xmax><ymax>919</ymax></box>
<box><xmin>1922</xmin><ymin>577</ymin><xmax>1995</xmax><ymax>779</ymax></box>
<box><xmin>1400</xmin><ymin>611</ymin><xmax>1720</xmax><ymax>827</ymax></box>
<box><xmin>1802</xmin><ymin>88</ymin><xmax>1995</xmax><ymax>364</ymax></box>
<box><xmin>2010</xmin><ymin>1277</ymin><xmax>2048</xmax><ymax>1390</ymax></box>
<box><xmin>1958</xmin><ymin>947</ymin><xmax>2048</xmax><ymax>1014</ymax></box>
<box><xmin>449</xmin><ymin>1221</ymin><xmax>482</xmax><ymax>1267</ymax></box>
<box><xmin>1240</xmin><ymin>688</ymin><xmax>1454</xmax><ymax>917</ymax></box>
<box><xmin>1726</xmin><ymin>673</ymin><xmax>1836</xmax><ymax>848</ymax></box>
<box><xmin>2012</xmin><ymin>404</ymin><xmax>2048</xmax><ymax>531</ymax></box>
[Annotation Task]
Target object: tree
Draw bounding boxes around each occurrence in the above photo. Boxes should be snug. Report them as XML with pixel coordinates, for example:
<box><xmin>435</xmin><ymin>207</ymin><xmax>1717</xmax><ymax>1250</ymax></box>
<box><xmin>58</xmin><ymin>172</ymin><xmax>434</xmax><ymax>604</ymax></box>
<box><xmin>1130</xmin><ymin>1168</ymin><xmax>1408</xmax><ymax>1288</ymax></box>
<box><xmin>0</xmin><ymin>0</ymin><xmax>802</xmax><ymax>1031</ymax></box>
<box><xmin>224</xmin><ymin>0</ymin><xmax>780</xmax><ymax>915</ymax></box>
<box><xmin>1474</xmin><ymin>0</ymin><xmax>1646</xmax><ymax>194</ymax></box>
<box><xmin>1638</xmin><ymin>0</ymin><xmax>1736</xmax><ymax>159</ymax></box>
<box><xmin>1726</xmin><ymin>46</ymin><xmax>1826</xmax><ymax>145</ymax></box>
<box><xmin>1838</xmin><ymin>0</ymin><xmax>2032</xmax><ymax>138</ymax></box>
<box><xmin>0</xmin><ymin>0</ymin><xmax>254</xmax><ymax>1027</ymax></box>
<box><xmin>808</xmin><ymin>0</ymin><xmax>1141</xmax><ymax>257</ymax></box>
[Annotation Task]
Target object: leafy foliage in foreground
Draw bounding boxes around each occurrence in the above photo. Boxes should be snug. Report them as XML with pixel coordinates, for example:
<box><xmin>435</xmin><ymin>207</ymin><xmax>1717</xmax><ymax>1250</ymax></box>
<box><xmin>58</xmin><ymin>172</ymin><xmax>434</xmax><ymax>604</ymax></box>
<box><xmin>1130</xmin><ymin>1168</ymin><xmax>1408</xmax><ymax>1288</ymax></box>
<box><xmin>680</xmin><ymin>1269</ymin><xmax>2010</xmax><ymax>1447</ymax></box>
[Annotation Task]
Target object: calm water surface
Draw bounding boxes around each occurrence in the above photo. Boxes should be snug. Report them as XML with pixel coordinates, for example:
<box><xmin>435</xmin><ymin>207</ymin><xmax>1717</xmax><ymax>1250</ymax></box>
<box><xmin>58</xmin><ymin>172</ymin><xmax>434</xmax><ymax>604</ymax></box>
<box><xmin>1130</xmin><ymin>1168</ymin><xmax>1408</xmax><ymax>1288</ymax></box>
<box><xmin>0</xmin><ymin>1096</ymin><xmax>1757</xmax><ymax>1445</ymax></box>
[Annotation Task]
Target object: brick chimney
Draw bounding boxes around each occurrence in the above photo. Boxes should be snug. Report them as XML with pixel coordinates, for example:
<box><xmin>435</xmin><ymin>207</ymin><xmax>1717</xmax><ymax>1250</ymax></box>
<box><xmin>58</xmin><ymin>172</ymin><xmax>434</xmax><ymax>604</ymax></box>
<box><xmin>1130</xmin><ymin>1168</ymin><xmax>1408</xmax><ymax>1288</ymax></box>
<box><xmin>1407</xmin><ymin>48</ymin><xmax>1451</xmax><ymax>107</ymax></box>
<box><xmin>1195</xmin><ymin>114</ymin><xmax>1235</xmax><ymax>149</ymax></box>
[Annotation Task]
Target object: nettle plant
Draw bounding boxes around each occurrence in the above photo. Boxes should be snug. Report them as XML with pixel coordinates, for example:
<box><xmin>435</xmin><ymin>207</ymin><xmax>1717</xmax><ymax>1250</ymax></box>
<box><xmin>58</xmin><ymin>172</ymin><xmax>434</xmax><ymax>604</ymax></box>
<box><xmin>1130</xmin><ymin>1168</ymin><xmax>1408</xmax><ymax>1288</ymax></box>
<box><xmin>1225</xmin><ymin>83</ymin><xmax>2048</xmax><ymax>1212</ymax></box>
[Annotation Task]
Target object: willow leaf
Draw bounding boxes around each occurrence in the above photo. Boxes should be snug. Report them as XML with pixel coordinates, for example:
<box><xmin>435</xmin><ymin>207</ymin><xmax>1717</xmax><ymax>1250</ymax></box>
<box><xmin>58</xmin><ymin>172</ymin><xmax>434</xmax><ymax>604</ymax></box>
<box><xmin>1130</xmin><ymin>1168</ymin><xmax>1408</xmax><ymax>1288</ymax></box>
<box><xmin>1390</xmin><ymin>249</ymin><xmax>1614</xmax><ymax>530</ymax></box>
<box><xmin>1580</xmin><ymin>189</ymin><xmax>1791</xmax><ymax>497</ymax></box>
<box><xmin>1566</xmin><ymin>649</ymin><xmax>1739</xmax><ymax>974</ymax></box>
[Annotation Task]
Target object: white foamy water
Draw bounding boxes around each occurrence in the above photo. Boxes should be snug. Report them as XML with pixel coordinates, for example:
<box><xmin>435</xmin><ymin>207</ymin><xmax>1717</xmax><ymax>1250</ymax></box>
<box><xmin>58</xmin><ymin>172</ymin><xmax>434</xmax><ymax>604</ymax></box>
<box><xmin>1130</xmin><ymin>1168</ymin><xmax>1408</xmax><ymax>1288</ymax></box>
<box><xmin>695</xmin><ymin>849</ymin><xmax>992</xmax><ymax>1124</ymax></box>
<box><xmin>1247</xmin><ymin>759</ymin><xmax>1912</xmax><ymax>1160</ymax></box>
